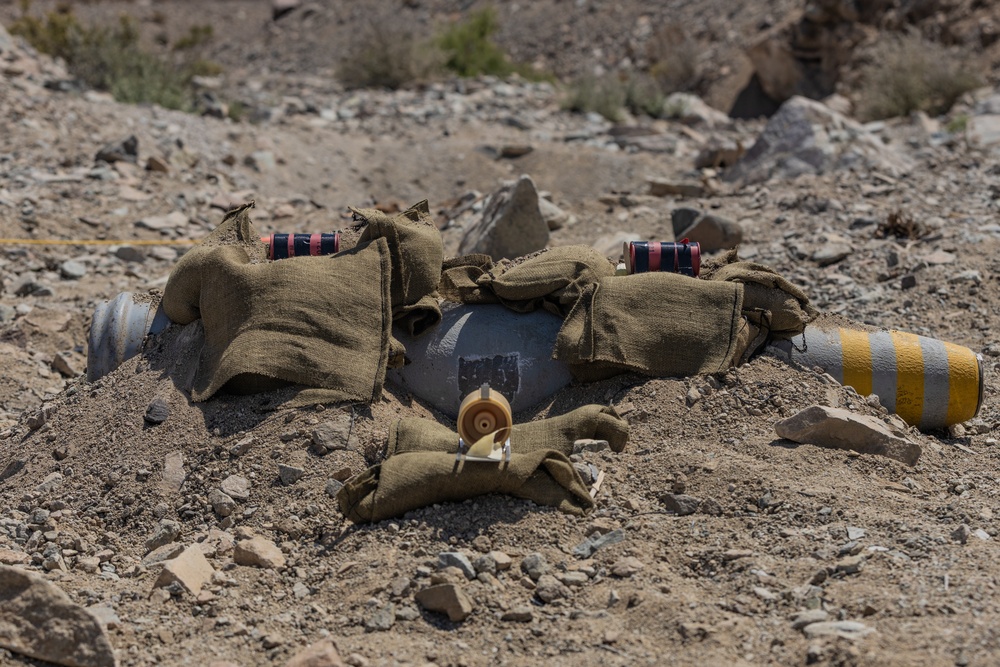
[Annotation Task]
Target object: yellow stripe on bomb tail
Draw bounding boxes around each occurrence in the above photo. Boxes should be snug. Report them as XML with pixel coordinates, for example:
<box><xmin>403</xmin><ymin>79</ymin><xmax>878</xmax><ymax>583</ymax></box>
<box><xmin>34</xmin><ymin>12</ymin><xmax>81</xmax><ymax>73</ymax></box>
<box><xmin>889</xmin><ymin>330</ymin><xmax>925</xmax><ymax>428</ymax></box>
<box><xmin>838</xmin><ymin>328</ymin><xmax>873</xmax><ymax>398</ymax></box>
<box><xmin>944</xmin><ymin>341</ymin><xmax>982</xmax><ymax>426</ymax></box>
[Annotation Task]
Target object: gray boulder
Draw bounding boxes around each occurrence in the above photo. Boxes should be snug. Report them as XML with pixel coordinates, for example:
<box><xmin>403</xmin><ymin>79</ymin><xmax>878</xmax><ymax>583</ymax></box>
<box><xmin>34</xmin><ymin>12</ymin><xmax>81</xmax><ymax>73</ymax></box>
<box><xmin>459</xmin><ymin>175</ymin><xmax>549</xmax><ymax>261</ymax></box>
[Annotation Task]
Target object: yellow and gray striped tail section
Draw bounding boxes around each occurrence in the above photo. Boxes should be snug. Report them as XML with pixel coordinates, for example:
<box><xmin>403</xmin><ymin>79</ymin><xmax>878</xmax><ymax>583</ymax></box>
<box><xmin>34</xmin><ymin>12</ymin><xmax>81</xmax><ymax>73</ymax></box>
<box><xmin>768</xmin><ymin>327</ymin><xmax>983</xmax><ymax>431</ymax></box>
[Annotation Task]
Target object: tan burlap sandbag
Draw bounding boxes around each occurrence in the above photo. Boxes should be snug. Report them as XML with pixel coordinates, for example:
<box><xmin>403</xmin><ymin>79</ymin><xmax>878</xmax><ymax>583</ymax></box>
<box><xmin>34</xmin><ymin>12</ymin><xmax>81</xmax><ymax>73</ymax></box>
<box><xmin>162</xmin><ymin>206</ymin><xmax>394</xmax><ymax>402</ymax></box>
<box><xmin>438</xmin><ymin>246</ymin><xmax>615</xmax><ymax>318</ymax></box>
<box><xmin>438</xmin><ymin>254</ymin><xmax>501</xmax><ymax>305</ymax></box>
<box><xmin>338</xmin><ymin>449</ymin><xmax>593</xmax><ymax>523</ymax></box>
<box><xmin>489</xmin><ymin>246</ymin><xmax>616</xmax><ymax>318</ymax></box>
<box><xmin>352</xmin><ymin>200</ymin><xmax>443</xmax><ymax>332</ymax></box>
<box><xmin>388</xmin><ymin>404</ymin><xmax>629</xmax><ymax>456</ymax></box>
<box><xmin>708</xmin><ymin>261</ymin><xmax>817</xmax><ymax>339</ymax></box>
<box><xmin>554</xmin><ymin>272</ymin><xmax>744</xmax><ymax>378</ymax></box>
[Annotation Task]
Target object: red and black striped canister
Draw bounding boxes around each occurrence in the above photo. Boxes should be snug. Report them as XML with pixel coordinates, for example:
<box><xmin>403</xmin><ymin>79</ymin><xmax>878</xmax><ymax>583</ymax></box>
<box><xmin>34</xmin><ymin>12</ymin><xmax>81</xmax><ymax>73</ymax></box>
<box><xmin>625</xmin><ymin>240</ymin><xmax>701</xmax><ymax>277</ymax></box>
<box><xmin>261</xmin><ymin>232</ymin><xmax>340</xmax><ymax>260</ymax></box>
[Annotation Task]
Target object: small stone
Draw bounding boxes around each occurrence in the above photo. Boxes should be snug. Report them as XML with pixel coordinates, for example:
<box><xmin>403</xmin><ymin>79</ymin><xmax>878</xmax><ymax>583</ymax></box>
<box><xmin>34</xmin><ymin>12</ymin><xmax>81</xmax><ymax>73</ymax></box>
<box><xmin>698</xmin><ymin>498</ymin><xmax>723</xmax><ymax>516</ymax></box>
<box><xmin>572</xmin><ymin>439</ymin><xmax>609</xmax><ymax>454</ymax></box>
<box><xmin>364</xmin><ymin>605</ymin><xmax>395</xmax><ymax>632</ymax></box>
<box><xmin>438</xmin><ymin>552</ymin><xmax>476</xmax><ymax>580</ymax></box>
<box><xmin>144</xmin><ymin>519</ymin><xmax>181</xmax><ymax>554</ymax></box>
<box><xmin>414</xmin><ymin>584</ymin><xmax>474</xmax><ymax>622</ymax></box>
<box><xmin>75</xmin><ymin>556</ymin><xmax>101</xmax><ymax>574</ymax></box>
<box><xmin>311</xmin><ymin>416</ymin><xmax>356</xmax><ymax>454</ymax></box>
<box><xmin>556</xmin><ymin>571</ymin><xmax>589</xmax><ymax>587</ymax></box>
<box><xmin>520</xmin><ymin>553</ymin><xmax>548</xmax><ymax>581</ymax></box>
<box><xmin>611</xmin><ymin>556</ymin><xmax>644</xmax><ymax>578</ymax></box>
<box><xmin>952</xmin><ymin>524</ymin><xmax>972</xmax><ymax>544</ymax></box>
<box><xmin>324</xmin><ymin>479</ymin><xmax>344</xmax><ymax>498</ymax></box>
<box><xmin>230</xmin><ymin>436</ymin><xmax>254</xmax><ymax>457</ymax></box>
<box><xmin>458</xmin><ymin>174</ymin><xmax>549</xmax><ymax>261</ymax></box>
<box><xmin>501</xmin><ymin>606</ymin><xmax>534</xmax><ymax>622</ymax></box>
<box><xmin>473</xmin><ymin>553</ymin><xmax>497</xmax><ymax>576</ymax></box>
<box><xmin>661</xmin><ymin>493</ymin><xmax>702</xmax><ymax>516</ymax></box>
<box><xmin>144</xmin><ymin>398</ymin><xmax>170</xmax><ymax>425</ymax></box>
<box><xmin>59</xmin><ymin>260</ymin><xmax>87</xmax><ymax>280</ymax></box>
<box><xmin>278</xmin><ymin>464</ymin><xmax>305</xmax><ymax>486</ymax></box>
<box><xmin>220</xmin><ymin>475</ymin><xmax>250</xmax><ymax>501</ymax></box>
<box><xmin>835</xmin><ymin>556</ymin><xmax>865</xmax><ymax>575</ymax></box>
<box><xmin>572</xmin><ymin>527</ymin><xmax>626</xmax><ymax>558</ymax></box>
<box><xmin>973</xmin><ymin>529</ymin><xmax>992</xmax><ymax>541</ymax></box>
<box><xmin>394</xmin><ymin>606</ymin><xmax>420</xmax><ymax>622</ymax></box>
<box><xmin>234</xmin><ymin>536</ymin><xmax>286</xmax><ymax>569</ymax></box>
<box><xmin>208</xmin><ymin>490</ymin><xmax>236</xmax><ymax>517</ymax></box>
<box><xmin>86</xmin><ymin>604</ymin><xmax>120</xmax><ymax>630</ymax></box>
<box><xmin>791</xmin><ymin>609</ymin><xmax>829</xmax><ymax>629</ymax></box>
<box><xmin>154</xmin><ymin>544</ymin><xmax>215</xmax><ymax>595</ymax></box>
<box><xmin>534</xmin><ymin>574</ymin><xmax>570</xmax><ymax>603</ymax></box>
<box><xmin>96</xmin><ymin>135</ymin><xmax>138</xmax><ymax>164</ymax></box>
<box><xmin>161</xmin><ymin>451</ymin><xmax>185</xmax><ymax>493</ymax></box>
<box><xmin>388</xmin><ymin>577</ymin><xmax>412</xmax><ymax>597</ymax></box>
<box><xmin>146</xmin><ymin>156</ymin><xmax>170</xmax><ymax>173</ymax></box>
<box><xmin>802</xmin><ymin>620</ymin><xmax>874</xmax><ymax>639</ymax></box>
<box><xmin>846</xmin><ymin>526</ymin><xmax>866</xmax><ymax>540</ymax></box>
<box><xmin>489</xmin><ymin>551</ymin><xmax>512</xmax><ymax>571</ymax></box>
<box><xmin>284</xmin><ymin>640</ymin><xmax>345</xmax><ymax>667</ymax></box>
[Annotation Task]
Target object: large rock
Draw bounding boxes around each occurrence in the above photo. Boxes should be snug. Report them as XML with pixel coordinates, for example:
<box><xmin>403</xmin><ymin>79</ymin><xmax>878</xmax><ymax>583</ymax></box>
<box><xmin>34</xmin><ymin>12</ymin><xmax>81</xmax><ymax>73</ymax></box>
<box><xmin>724</xmin><ymin>96</ymin><xmax>912</xmax><ymax>185</ymax></box>
<box><xmin>458</xmin><ymin>175</ymin><xmax>549</xmax><ymax>261</ymax></box>
<box><xmin>775</xmin><ymin>405</ymin><xmax>922</xmax><ymax>465</ymax></box>
<box><xmin>0</xmin><ymin>565</ymin><xmax>117</xmax><ymax>667</ymax></box>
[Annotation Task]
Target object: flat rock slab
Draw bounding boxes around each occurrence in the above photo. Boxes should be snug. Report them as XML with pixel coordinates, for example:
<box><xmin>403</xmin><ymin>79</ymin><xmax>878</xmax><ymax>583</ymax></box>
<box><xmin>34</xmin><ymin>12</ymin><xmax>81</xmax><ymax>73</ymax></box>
<box><xmin>0</xmin><ymin>565</ymin><xmax>117</xmax><ymax>667</ymax></box>
<box><xmin>154</xmin><ymin>544</ymin><xmax>215</xmax><ymax>595</ymax></box>
<box><xmin>414</xmin><ymin>583</ymin><xmax>473</xmax><ymax>622</ymax></box>
<box><xmin>775</xmin><ymin>405</ymin><xmax>921</xmax><ymax>466</ymax></box>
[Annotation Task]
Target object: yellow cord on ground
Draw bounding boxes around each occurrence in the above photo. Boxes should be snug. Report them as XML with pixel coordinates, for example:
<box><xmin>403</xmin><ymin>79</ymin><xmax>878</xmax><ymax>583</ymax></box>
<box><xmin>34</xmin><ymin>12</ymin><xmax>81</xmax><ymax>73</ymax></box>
<box><xmin>0</xmin><ymin>238</ymin><xmax>198</xmax><ymax>245</ymax></box>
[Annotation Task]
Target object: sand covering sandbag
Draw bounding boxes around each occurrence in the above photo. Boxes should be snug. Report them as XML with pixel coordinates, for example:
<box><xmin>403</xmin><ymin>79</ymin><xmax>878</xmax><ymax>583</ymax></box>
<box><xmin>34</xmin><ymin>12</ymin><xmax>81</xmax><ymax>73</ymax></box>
<box><xmin>338</xmin><ymin>405</ymin><xmax>629</xmax><ymax>523</ymax></box>
<box><xmin>161</xmin><ymin>201</ymin><xmax>443</xmax><ymax>402</ymax></box>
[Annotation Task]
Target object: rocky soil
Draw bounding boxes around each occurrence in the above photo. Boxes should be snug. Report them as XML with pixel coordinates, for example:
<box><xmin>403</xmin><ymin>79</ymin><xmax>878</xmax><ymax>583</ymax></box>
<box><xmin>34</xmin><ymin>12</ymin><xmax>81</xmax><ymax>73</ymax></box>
<box><xmin>1</xmin><ymin>2</ymin><xmax>1000</xmax><ymax>667</ymax></box>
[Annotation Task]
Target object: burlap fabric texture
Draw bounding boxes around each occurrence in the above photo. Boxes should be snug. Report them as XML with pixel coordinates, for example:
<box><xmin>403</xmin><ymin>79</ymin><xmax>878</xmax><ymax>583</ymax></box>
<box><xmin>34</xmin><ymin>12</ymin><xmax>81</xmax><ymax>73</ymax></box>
<box><xmin>439</xmin><ymin>245</ymin><xmax>615</xmax><ymax>318</ymax></box>
<box><xmin>338</xmin><ymin>405</ymin><xmax>629</xmax><ymax>523</ymax></box>
<box><xmin>440</xmin><ymin>245</ymin><xmax>815</xmax><ymax>379</ymax></box>
<box><xmin>161</xmin><ymin>201</ymin><xmax>443</xmax><ymax>402</ymax></box>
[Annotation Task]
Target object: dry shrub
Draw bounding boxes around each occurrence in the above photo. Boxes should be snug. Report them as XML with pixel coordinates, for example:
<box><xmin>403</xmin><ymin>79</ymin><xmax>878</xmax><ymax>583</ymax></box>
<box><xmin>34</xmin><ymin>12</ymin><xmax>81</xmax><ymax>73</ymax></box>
<box><xmin>563</xmin><ymin>72</ymin><xmax>627</xmax><ymax>122</ymax></box>
<box><xmin>876</xmin><ymin>209</ymin><xmax>927</xmax><ymax>240</ymax></box>
<box><xmin>646</xmin><ymin>23</ymin><xmax>702</xmax><ymax>94</ymax></box>
<box><xmin>338</xmin><ymin>9</ymin><xmax>444</xmax><ymax>90</ymax></box>
<box><xmin>857</xmin><ymin>31</ymin><xmax>982</xmax><ymax>121</ymax></box>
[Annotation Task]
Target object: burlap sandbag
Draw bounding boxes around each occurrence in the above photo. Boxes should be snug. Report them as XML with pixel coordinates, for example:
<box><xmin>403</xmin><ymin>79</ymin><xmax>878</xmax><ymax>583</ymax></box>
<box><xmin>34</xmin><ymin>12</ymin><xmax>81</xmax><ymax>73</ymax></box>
<box><xmin>162</xmin><ymin>207</ymin><xmax>394</xmax><ymax>402</ymax></box>
<box><xmin>489</xmin><ymin>246</ymin><xmax>616</xmax><ymax>318</ymax></box>
<box><xmin>388</xmin><ymin>404</ymin><xmax>629</xmax><ymax>456</ymax></box>
<box><xmin>438</xmin><ymin>254</ymin><xmax>501</xmax><ymax>305</ymax></box>
<box><xmin>708</xmin><ymin>261</ymin><xmax>816</xmax><ymax>339</ymax></box>
<box><xmin>439</xmin><ymin>246</ymin><xmax>615</xmax><ymax>318</ymax></box>
<box><xmin>338</xmin><ymin>448</ymin><xmax>593</xmax><ymax>523</ymax></box>
<box><xmin>352</xmin><ymin>200</ymin><xmax>443</xmax><ymax>331</ymax></box>
<box><xmin>554</xmin><ymin>272</ymin><xmax>744</xmax><ymax>378</ymax></box>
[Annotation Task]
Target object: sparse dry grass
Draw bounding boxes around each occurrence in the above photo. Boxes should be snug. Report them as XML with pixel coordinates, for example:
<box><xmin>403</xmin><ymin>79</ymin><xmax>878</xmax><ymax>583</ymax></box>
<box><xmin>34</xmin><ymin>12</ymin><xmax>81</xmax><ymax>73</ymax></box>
<box><xmin>857</xmin><ymin>31</ymin><xmax>982</xmax><ymax>121</ymax></box>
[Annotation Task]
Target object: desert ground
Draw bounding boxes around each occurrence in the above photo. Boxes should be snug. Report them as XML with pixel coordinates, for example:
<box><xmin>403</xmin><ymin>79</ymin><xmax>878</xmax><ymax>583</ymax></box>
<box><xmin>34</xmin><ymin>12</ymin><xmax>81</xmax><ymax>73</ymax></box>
<box><xmin>1</xmin><ymin>2</ymin><xmax>1000</xmax><ymax>666</ymax></box>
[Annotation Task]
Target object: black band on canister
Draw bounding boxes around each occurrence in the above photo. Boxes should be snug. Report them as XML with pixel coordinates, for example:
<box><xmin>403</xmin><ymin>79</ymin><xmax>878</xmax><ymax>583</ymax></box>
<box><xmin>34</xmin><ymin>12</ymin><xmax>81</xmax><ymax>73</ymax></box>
<box><xmin>261</xmin><ymin>233</ymin><xmax>340</xmax><ymax>260</ymax></box>
<box><xmin>626</xmin><ymin>241</ymin><xmax>700</xmax><ymax>277</ymax></box>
